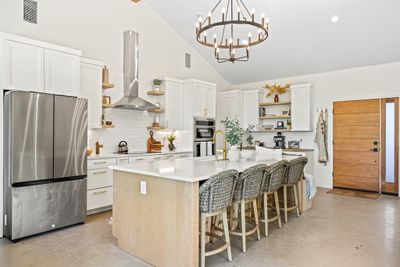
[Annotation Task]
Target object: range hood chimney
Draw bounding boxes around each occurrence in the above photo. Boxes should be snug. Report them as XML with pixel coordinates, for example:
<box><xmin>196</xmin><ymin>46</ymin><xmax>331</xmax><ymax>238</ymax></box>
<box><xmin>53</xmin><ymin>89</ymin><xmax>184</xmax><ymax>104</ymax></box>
<box><xmin>114</xmin><ymin>31</ymin><xmax>158</xmax><ymax>111</ymax></box>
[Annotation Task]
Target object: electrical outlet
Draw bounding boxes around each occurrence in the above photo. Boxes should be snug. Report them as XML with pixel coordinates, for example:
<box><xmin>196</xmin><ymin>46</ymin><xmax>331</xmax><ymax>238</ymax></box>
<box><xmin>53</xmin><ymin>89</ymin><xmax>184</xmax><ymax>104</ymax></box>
<box><xmin>140</xmin><ymin>181</ymin><xmax>147</xmax><ymax>195</ymax></box>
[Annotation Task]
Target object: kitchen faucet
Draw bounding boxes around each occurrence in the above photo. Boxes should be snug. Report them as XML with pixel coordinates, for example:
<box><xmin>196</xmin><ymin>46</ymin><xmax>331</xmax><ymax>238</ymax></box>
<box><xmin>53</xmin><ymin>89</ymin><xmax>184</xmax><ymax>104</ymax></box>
<box><xmin>213</xmin><ymin>130</ymin><xmax>227</xmax><ymax>161</ymax></box>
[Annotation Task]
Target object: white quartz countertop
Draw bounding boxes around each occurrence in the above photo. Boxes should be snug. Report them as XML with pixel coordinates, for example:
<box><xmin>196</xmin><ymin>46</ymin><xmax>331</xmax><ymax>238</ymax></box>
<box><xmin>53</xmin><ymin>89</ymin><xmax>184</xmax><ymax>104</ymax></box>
<box><xmin>109</xmin><ymin>154</ymin><xmax>300</xmax><ymax>183</ymax></box>
<box><xmin>88</xmin><ymin>150</ymin><xmax>193</xmax><ymax>160</ymax></box>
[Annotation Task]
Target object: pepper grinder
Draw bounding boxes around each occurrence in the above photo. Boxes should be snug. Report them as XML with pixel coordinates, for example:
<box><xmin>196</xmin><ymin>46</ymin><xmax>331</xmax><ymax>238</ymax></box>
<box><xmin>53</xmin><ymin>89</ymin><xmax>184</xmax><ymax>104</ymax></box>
<box><xmin>95</xmin><ymin>141</ymin><xmax>103</xmax><ymax>155</ymax></box>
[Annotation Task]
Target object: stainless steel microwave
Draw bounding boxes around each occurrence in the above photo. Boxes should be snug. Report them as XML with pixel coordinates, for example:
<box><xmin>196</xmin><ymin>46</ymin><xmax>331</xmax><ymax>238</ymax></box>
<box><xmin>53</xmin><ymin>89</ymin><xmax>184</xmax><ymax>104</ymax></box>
<box><xmin>194</xmin><ymin>118</ymin><xmax>215</xmax><ymax>141</ymax></box>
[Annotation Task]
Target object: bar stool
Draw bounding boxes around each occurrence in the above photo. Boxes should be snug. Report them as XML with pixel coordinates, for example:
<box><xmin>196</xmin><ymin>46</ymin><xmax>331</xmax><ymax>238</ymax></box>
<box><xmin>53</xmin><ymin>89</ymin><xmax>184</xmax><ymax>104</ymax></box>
<box><xmin>259</xmin><ymin>160</ymin><xmax>288</xmax><ymax>236</ymax></box>
<box><xmin>281</xmin><ymin>157</ymin><xmax>308</xmax><ymax>223</ymax></box>
<box><xmin>199</xmin><ymin>169</ymin><xmax>238</xmax><ymax>267</ymax></box>
<box><xmin>230</xmin><ymin>164</ymin><xmax>266</xmax><ymax>253</ymax></box>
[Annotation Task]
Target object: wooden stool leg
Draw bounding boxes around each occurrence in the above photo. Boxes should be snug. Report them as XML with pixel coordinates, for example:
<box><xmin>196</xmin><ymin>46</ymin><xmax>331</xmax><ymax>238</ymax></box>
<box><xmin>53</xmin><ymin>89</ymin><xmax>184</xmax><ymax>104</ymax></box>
<box><xmin>293</xmin><ymin>184</ymin><xmax>300</xmax><ymax>217</ymax></box>
<box><xmin>263</xmin><ymin>193</ymin><xmax>269</xmax><ymax>237</ymax></box>
<box><xmin>222</xmin><ymin>211</ymin><xmax>232</xmax><ymax>262</ymax></box>
<box><xmin>201</xmin><ymin>214</ymin><xmax>206</xmax><ymax>267</ymax></box>
<box><xmin>274</xmin><ymin>191</ymin><xmax>282</xmax><ymax>228</ymax></box>
<box><xmin>283</xmin><ymin>185</ymin><xmax>288</xmax><ymax>223</ymax></box>
<box><xmin>252</xmin><ymin>199</ymin><xmax>261</xmax><ymax>241</ymax></box>
<box><xmin>240</xmin><ymin>201</ymin><xmax>247</xmax><ymax>253</ymax></box>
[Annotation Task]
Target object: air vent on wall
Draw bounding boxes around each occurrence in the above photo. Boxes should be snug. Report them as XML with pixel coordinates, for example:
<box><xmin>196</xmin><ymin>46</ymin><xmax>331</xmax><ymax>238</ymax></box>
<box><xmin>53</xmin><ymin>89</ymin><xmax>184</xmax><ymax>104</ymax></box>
<box><xmin>185</xmin><ymin>53</ymin><xmax>191</xmax><ymax>68</ymax></box>
<box><xmin>23</xmin><ymin>0</ymin><xmax>38</xmax><ymax>24</ymax></box>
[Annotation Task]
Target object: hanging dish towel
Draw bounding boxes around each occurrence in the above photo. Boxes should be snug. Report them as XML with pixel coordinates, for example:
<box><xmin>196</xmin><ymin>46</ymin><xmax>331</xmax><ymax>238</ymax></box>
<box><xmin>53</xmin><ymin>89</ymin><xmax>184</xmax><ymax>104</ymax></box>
<box><xmin>315</xmin><ymin>111</ymin><xmax>328</xmax><ymax>163</ymax></box>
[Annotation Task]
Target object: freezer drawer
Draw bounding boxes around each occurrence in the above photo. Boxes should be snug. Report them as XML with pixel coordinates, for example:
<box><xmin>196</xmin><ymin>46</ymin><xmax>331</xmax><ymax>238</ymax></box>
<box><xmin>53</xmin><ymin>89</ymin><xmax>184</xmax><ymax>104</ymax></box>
<box><xmin>5</xmin><ymin>179</ymin><xmax>87</xmax><ymax>240</ymax></box>
<box><xmin>54</xmin><ymin>96</ymin><xmax>88</xmax><ymax>179</ymax></box>
<box><xmin>4</xmin><ymin>91</ymin><xmax>54</xmax><ymax>184</ymax></box>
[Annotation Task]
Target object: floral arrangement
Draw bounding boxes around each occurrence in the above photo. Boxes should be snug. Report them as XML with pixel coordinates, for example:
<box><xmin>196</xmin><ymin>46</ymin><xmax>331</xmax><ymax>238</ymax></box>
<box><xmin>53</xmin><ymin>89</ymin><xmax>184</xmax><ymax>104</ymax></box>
<box><xmin>264</xmin><ymin>83</ymin><xmax>290</xmax><ymax>97</ymax></box>
<box><xmin>167</xmin><ymin>134</ymin><xmax>176</xmax><ymax>144</ymax></box>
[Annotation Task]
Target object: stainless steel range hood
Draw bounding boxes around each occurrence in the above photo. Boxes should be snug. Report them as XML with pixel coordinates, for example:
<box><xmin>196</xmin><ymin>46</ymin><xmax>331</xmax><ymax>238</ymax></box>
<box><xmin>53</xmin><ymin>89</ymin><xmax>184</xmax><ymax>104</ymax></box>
<box><xmin>114</xmin><ymin>31</ymin><xmax>158</xmax><ymax>111</ymax></box>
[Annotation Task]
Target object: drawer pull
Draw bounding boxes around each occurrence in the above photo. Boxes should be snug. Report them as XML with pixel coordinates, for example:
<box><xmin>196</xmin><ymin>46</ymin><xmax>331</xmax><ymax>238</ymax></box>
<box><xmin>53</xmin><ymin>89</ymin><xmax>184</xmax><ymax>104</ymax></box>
<box><xmin>93</xmin><ymin>161</ymin><xmax>107</xmax><ymax>165</ymax></box>
<box><xmin>118</xmin><ymin>158</ymin><xmax>128</xmax><ymax>161</ymax></box>
<box><xmin>93</xmin><ymin>190</ymin><xmax>107</xmax><ymax>195</ymax></box>
<box><xmin>136</xmin><ymin>158</ymin><xmax>144</xmax><ymax>161</ymax></box>
<box><xmin>93</xmin><ymin>171</ymin><xmax>107</xmax><ymax>175</ymax></box>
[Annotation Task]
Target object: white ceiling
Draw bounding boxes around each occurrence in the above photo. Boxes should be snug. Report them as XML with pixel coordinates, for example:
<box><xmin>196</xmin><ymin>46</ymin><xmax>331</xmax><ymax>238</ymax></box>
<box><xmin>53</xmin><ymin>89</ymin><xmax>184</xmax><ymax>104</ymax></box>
<box><xmin>146</xmin><ymin>0</ymin><xmax>400</xmax><ymax>85</ymax></box>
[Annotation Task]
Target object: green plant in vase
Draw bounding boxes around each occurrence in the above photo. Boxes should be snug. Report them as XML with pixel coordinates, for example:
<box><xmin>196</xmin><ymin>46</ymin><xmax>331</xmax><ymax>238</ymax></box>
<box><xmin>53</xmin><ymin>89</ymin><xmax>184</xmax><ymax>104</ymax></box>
<box><xmin>153</xmin><ymin>79</ymin><xmax>162</xmax><ymax>91</ymax></box>
<box><xmin>167</xmin><ymin>133</ymin><xmax>176</xmax><ymax>151</ymax></box>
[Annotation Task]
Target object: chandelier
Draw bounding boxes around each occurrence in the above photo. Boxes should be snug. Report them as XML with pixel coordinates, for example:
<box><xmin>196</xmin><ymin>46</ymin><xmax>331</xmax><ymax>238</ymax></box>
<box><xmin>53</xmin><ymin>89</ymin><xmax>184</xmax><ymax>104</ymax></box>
<box><xmin>196</xmin><ymin>0</ymin><xmax>269</xmax><ymax>63</ymax></box>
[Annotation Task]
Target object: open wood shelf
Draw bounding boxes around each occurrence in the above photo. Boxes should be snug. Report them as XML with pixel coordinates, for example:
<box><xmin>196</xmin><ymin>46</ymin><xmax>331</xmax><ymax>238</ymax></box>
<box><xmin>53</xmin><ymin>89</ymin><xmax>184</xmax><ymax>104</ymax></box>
<box><xmin>147</xmin><ymin>90</ymin><xmax>165</xmax><ymax>96</ymax></box>
<box><xmin>147</xmin><ymin>126</ymin><xmax>166</xmax><ymax>130</ymax></box>
<box><xmin>259</xmin><ymin>101</ymin><xmax>291</xmax><ymax>106</ymax></box>
<box><xmin>148</xmin><ymin>108</ymin><xmax>165</xmax><ymax>113</ymax></box>
<box><xmin>102</xmin><ymin>83</ymin><xmax>114</xmax><ymax>89</ymax></box>
<box><xmin>102</xmin><ymin>125</ymin><xmax>115</xmax><ymax>129</ymax></box>
<box><xmin>102</xmin><ymin>103</ymin><xmax>115</xmax><ymax>108</ymax></box>
<box><xmin>260</xmin><ymin>115</ymin><xmax>291</xmax><ymax>119</ymax></box>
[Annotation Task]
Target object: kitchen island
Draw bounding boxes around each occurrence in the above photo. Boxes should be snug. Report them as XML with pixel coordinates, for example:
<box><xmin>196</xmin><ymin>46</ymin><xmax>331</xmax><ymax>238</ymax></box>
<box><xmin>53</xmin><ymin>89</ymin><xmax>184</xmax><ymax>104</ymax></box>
<box><xmin>109</xmin><ymin>155</ymin><xmax>300</xmax><ymax>267</ymax></box>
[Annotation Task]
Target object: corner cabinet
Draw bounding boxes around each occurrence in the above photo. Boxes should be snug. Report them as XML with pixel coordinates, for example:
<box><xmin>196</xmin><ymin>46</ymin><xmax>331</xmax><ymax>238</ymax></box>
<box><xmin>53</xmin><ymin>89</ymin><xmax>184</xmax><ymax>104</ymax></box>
<box><xmin>80</xmin><ymin>58</ymin><xmax>103</xmax><ymax>129</ymax></box>
<box><xmin>1</xmin><ymin>33</ymin><xmax>81</xmax><ymax>96</ymax></box>
<box><xmin>290</xmin><ymin>84</ymin><xmax>313</xmax><ymax>131</ymax></box>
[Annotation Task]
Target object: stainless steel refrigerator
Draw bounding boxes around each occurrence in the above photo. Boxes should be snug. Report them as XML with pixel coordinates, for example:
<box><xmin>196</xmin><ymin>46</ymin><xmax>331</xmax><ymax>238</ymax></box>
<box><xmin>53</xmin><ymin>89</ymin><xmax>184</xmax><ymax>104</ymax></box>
<box><xmin>3</xmin><ymin>91</ymin><xmax>88</xmax><ymax>240</ymax></box>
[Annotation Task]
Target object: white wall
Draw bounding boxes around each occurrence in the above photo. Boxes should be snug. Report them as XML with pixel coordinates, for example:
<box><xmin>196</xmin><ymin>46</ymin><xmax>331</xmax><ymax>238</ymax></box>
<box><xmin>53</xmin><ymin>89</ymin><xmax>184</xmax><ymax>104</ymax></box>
<box><xmin>231</xmin><ymin>62</ymin><xmax>400</xmax><ymax>189</ymax></box>
<box><xmin>0</xmin><ymin>0</ymin><xmax>230</xmax><ymax>237</ymax></box>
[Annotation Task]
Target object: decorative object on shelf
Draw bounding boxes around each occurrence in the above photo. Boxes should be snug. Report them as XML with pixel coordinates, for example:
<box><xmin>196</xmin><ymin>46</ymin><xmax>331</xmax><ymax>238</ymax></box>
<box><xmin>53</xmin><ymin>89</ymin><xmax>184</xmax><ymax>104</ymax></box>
<box><xmin>95</xmin><ymin>141</ymin><xmax>103</xmax><ymax>155</ymax></box>
<box><xmin>167</xmin><ymin>133</ymin><xmax>176</xmax><ymax>151</ymax></box>
<box><xmin>264</xmin><ymin>83</ymin><xmax>290</xmax><ymax>102</ymax></box>
<box><xmin>147</xmin><ymin>130</ymin><xmax>163</xmax><ymax>153</ymax></box>
<box><xmin>195</xmin><ymin>0</ymin><xmax>269</xmax><ymax>63</ymax></box>
<box><xmin>287</xmin><ymin>118</ymin><xmax>292</xmax><ymax>129</ymax></box>
<box><xmin>259</xmin><ymin>107</ymin><xmax>266</xmax><ymax>117</ymax></box>
<box><xmin>153</xmin><ymin>114</ymin><xmax>160</xmax><ymax>128</ymax></box>
<box><xmin>153</xmin><ymin>79</ymin><xmax>163</xmax><ymax>92</ymax></box>
<box><xmin>276</xmin><ymin>120</ymin><xmax>285</xmax><ymax>129</ymax></box>
<box><xmin>103</xmin><ymin>95</ymin><xmax>111</xmax><ymax>105</ymax></box>
<box><xmin>102</xmin><ymin>66</ymin><xmax>114</xmax><ymax>89</ymax></box>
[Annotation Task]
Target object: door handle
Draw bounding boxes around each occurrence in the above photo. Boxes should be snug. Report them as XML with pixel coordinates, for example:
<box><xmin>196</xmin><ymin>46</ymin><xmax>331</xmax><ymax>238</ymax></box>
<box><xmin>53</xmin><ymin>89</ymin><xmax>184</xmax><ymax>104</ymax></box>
<box><xmin>370</xmin><ymin>148</ymin><xmax>379</xmax><ymax>152</ymax></box>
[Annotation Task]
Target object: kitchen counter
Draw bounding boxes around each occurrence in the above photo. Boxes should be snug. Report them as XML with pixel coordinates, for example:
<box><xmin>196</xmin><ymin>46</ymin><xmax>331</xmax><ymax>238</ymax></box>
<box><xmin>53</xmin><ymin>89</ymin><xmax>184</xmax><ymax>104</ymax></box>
<box><xmin>111</xmin><ymin>154</ymin><xmax>302</xmax><ymax>267</ymax></box>
<box><xmin>88</xmin><ymin>150</ymin><xmax>192</xmax><ymax>160</ymax></box>
<box><xmin>109</xmin><ymin>154</ymin><xmax>299</xmax><ymax>183</ymax></box>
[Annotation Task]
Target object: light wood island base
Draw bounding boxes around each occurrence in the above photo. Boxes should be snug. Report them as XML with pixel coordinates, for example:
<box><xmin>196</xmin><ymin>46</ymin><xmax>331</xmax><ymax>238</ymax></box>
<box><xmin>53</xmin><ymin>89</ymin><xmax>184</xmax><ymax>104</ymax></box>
<box><xmin>112</xmin><ymin>170</ymin><xmax>199</xmax><ymax>267</ymax></box>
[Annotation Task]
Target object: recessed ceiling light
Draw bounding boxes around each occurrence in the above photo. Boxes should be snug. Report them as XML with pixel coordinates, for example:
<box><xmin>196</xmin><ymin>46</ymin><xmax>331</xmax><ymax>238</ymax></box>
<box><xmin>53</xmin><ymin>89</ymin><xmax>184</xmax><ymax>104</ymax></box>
<box><xmin>330</xmin><ymin>15</ymin><xmax>340</xmax><ymax>23</ymax></box>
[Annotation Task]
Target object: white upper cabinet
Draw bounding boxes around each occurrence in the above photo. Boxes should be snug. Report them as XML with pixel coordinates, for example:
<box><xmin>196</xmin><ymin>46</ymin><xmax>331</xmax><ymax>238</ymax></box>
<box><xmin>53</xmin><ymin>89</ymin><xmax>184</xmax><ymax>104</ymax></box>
<box><xmin>4</xmin><ymin>40</ymin><xmax>45</xmax><ymax>92</ymax></box>
<box><xmin>291</xmin><ymin>84</ymin><xmax>313</xmax><ymax>131</ymax></box>
<box><xmin>45</xmin><ymin>50</ymin><xmax>80</xmax><ymax>96</ymax></box>
<box><xmin>1</xmin><ymin>33</ymin><xmax>82</xmax><ymax>95</ymax></box>
<box><xmin>219</xmin><ymin>91</ymin><xmax>244</xmax><ymax>127</ymax></box>
<box><xmin>80</xmin><ymin>58</ymin><xmax>103</xmax><ymax>129</ymax></box>
<box><xmin>165</xmin><ymin>78</ymin><xmax>184</xmax><ymax>130</ymax></box>
<box><xmin>243</xmin><ymin>90</ymin><xmax>259</xmax><ymax>129</ymax></box>
<box><xmin>188</xmin><ymin>80</ymin><xmax>216</xmax><ymax>118</ymax></box>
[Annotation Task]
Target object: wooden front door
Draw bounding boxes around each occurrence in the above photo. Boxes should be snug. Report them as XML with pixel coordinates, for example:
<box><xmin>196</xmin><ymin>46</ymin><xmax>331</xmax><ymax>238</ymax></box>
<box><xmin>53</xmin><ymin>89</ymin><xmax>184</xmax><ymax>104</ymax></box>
<box><xmin>333</xmin><ymin>99</ymin><xmax>381</xmax><ymax>192</ymax></box>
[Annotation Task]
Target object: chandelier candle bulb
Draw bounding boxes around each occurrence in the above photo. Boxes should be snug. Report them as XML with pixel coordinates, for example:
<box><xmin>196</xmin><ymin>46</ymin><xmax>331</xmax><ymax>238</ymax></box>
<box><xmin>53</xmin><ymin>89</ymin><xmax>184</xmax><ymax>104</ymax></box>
<box><xmin>213</xmin><ymin>33</ymin><xmax>217</xmax><ymax>43</ymax></box>
<box><xmin>251</xmin><ymin>8</ymin><xmax>255</xmax><ymax>22</ymax></box>
<box><xmin>208</xmin><ymin>11</ymin><xmax>212</xmax><ymax>24</ymax></box>
<box><xmin>222</xmin><ymin>8</ymin><xmax>226</xmax><ymax>21</ymax></box>
<box><xmin>237</xmin><ymin>7</ymin><xmax>241</xmax><ymax>20</ymax></box>
<box><xmin>261</xmin><ymin>12</ymin><xmax>265</xmax><ymax>25</ymax></box>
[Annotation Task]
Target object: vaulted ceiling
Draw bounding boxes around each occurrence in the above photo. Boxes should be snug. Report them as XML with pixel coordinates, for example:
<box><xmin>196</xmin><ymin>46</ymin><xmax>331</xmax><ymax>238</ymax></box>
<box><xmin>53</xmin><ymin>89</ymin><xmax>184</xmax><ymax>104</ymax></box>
<box><xmin>147</xmin><ymin>0</ymin><xmax>400</xmax><ymax>85</ymax></box>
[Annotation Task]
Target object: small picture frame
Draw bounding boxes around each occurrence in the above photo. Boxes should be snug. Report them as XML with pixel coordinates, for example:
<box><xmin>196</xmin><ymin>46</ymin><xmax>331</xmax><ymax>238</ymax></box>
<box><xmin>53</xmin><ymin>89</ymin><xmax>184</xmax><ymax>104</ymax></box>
<box><xmin>259</xmin><ymin>107</ymin><xmax>266</xmax><ymax>117</ymax></box>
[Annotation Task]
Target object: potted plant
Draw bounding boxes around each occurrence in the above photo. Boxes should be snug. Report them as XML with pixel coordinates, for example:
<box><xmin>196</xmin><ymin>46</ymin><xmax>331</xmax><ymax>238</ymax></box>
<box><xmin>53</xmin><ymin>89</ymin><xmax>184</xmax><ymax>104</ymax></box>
<box><xmin>221</xmin><ymin>119</ymin><xmax>246</xmax><ymax>161</ymax></box>
<box><xmin>167</xmin><ymin>133</ymin><xmax>176</xmax><ymax>151</ymax></box>
<box><xmin>153</xmin><ymin>79</ymin><xmax>163</xmax><ymax>91</ymax></box>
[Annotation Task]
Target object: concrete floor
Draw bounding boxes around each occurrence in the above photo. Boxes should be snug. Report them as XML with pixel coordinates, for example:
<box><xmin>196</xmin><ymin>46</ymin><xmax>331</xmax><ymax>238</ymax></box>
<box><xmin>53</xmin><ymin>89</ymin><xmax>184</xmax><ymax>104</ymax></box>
<box><xmin>1</xmin><ymin>188</ymin><xmax>399</xmax><ymax>267</ymax></box>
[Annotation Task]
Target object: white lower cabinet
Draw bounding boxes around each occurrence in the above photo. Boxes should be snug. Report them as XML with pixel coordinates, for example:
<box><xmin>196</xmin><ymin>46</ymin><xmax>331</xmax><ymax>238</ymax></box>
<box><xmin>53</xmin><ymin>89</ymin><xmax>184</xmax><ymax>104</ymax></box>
<box><xmin>87</xmin><ymin>187</ymin><xmax>113</xmax><ymax>211</ymax></box>
<box><xmin>87</xmin><ymin>168</ymin><xmax>113</xmax><ymax>190</ymax></box>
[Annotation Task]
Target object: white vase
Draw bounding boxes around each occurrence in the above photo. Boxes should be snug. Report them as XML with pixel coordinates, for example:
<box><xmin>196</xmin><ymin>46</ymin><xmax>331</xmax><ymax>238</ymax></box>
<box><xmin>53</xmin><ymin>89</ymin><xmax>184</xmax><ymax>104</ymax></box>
<box><xmin>228</xmin><ymin>145</ymin><xmax>240</xmax><ymax>162</ymax></box>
